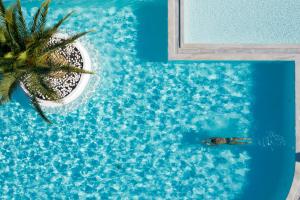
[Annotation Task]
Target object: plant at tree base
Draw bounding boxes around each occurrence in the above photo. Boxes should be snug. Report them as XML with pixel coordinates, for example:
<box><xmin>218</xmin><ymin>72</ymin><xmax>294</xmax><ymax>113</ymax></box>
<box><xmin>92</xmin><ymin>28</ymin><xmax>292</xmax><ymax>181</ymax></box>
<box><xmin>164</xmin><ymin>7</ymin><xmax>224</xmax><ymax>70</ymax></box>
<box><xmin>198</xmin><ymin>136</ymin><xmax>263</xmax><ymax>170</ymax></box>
<box><xmin>0</xmin><ymin>0</ymin><xmax>94</xmax><ymax>123</ymax></box>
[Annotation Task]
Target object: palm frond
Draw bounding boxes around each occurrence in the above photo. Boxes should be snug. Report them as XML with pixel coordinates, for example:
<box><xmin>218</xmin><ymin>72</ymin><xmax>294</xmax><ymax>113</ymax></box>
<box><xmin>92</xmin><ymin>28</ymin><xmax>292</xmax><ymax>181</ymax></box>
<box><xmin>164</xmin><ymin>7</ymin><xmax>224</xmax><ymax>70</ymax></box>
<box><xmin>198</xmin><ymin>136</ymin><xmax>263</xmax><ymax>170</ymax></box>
<box><xmin>27</xmin><ymin>32</ymin><xmax>51</xmax><ymax>55</ymax></box>
<box><xmin>5</xmin><ymin>6</ymin><xmax>13</xmax><ymax>26</ymax></box>
<box><xmin>31</xmin><ymin>0</ymin><xmax>51</xmax><ymax>34</ymax></box>
<box><xmin>0</xmin><ymin>0</ymin><xmax>5</xmax><ymax>27</ymax></box>
<box><xmin>38</xmin><ymin>0</ymin><xmax>50</xmax><ymax>32</ymax></box>
<box><xmin>44</xmin><ymin>31</ymin><xmax>90</xmax><ymax>54</ymax></box>
<box><xmin>55</xmin><ymin>65</ymin><xmax>94</xmax><ymax>74</ymax></box>
<box><xmin>0</xmin><ymin>58</ymin><xmax>15</xmax><ymax>73</ymax></box>
<box><xmin>0</xmin><ymin>57</ymin><xmax>15</xmax><ymax>64</ymax></box>
<box><xmin>31</xmin><ymin>96</ymin><xmax>51</xmax><ymax>123</ymax></box>
<box><xmin>30</xmin><ymin>3</ymin><xmax>42</xmax><ymax>33</ymax></box>
<box><xmin>11</xmin><ymin>4</ymin><xmax>24</xmax><ymax>49</ymax></box>
<box><xmin>4</xmin><ymin>5</ymin><xmax>20</xmax><ymax>51</ymax></box>
<box><xmin>0</xmin><ymin>0</ymin><xmax>5</xmax><ymax>17</ymax></box>
<box><xmin>48</xmin><ymin>11</ymin><xmax>73</xmax><ymax>33</ymax></box>
<box><xmin>23</xmin><ymin>72</ymin><xmax>60</xmax><ymax>100</ymax></box>
<box><xmin>33</xmin><ymin>63</ymin><xmax>93</xmax><ymax>75</ymax></box>
<box><xmin>28</xmin><ymin>11</ymin><xmax>75</xmax><ymax>55</ymax></box>
<box><xmin>0</xmin><ymin>73</ymin><xmax>18</xmax><ymax>104</ymax></box>
<box><xmin>0</xmin><ymin>27</ymin><xmax>6</xmax><ymax>43</ymax></box>
<box><xmin>36</xmin><ymin>51</ymin><xmax>93</xmax><ymax>75</ymax></box>
<box><xmin>16</xmin><ymin>0</ymin><xmax>28</xmax><ymax>41</ymax></box>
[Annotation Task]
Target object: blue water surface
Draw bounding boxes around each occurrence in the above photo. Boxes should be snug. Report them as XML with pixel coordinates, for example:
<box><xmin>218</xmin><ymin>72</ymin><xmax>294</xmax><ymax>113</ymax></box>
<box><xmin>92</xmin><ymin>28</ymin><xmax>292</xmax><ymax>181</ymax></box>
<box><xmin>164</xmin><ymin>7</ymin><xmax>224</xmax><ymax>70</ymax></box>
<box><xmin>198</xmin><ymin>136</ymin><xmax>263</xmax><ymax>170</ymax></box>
<box><xmin>0</xmin><ymin>0</ymin><xmax>295</xmax><ymax>199</ymax></box>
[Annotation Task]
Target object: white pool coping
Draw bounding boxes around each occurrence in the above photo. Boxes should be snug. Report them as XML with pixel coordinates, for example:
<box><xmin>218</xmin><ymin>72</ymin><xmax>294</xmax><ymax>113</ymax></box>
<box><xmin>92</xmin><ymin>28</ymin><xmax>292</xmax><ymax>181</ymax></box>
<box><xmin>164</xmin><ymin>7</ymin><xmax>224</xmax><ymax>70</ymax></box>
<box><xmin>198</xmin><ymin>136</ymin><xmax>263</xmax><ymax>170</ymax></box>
<box><xmin>168</xmin><ymin>0</ymin><xmax>300</xmax><ymax>199</ymax></box>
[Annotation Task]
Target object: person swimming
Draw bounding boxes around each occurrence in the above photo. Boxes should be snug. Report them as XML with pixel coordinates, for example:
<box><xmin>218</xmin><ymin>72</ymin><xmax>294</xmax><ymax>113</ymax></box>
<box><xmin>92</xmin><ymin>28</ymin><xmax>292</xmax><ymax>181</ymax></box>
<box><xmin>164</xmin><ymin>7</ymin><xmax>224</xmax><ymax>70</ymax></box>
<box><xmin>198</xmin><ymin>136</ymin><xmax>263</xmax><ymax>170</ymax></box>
<box><xmin>202</xmin><ymin>137</ymin><xmax>252</xmax><ymax>146</ymax></box>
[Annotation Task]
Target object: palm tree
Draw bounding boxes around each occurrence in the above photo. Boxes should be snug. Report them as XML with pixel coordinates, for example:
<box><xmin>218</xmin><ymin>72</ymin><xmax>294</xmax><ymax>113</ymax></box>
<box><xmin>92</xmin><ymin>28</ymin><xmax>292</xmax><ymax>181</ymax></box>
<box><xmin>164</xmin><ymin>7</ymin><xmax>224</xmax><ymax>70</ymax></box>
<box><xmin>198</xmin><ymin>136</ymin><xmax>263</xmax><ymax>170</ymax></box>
<box><xmin>0</xmin><ymin>0</ymin><xmax>93</xmax><ymax>123</ymax></box>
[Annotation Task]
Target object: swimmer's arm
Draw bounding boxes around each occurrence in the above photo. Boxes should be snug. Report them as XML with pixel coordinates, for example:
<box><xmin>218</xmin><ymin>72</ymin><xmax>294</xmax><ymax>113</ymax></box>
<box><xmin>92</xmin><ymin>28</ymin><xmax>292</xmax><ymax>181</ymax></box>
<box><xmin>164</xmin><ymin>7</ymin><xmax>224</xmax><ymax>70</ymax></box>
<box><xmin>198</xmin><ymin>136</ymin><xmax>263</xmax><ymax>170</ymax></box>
<box><xmin>232</xmin><ymin>138</ymin><xmax>252</xmax><ymax>140</ymax></box>
<box><xmin>229</xmin><ymin>141</ymin><xmax>252</xmax><ymax>145</ymax></box>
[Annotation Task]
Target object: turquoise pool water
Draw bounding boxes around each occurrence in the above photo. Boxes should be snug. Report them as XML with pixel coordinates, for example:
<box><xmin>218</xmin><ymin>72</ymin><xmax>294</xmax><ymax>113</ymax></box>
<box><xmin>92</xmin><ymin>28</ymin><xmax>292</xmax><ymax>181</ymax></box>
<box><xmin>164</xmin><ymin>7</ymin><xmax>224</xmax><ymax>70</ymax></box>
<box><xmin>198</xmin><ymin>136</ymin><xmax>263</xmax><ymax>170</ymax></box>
<box><xmin>184</xmin><ymin>0</ymin><xmax>300</xmax><ymax>44</ymax></box>
<box><xmin>0</xmin><ymin>0</ymin><xmax>295</xmax><ymax>199</ymax></box>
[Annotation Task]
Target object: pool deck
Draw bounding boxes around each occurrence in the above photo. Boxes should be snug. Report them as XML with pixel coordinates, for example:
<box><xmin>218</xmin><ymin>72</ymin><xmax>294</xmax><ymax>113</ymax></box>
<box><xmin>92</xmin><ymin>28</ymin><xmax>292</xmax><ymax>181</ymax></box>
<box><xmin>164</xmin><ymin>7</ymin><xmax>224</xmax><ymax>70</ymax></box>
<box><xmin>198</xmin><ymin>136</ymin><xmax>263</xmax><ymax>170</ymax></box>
<box><xmin>168</xmin><ymin>0</ymin><xmax>300</xmax><ymax>199</ymax></box>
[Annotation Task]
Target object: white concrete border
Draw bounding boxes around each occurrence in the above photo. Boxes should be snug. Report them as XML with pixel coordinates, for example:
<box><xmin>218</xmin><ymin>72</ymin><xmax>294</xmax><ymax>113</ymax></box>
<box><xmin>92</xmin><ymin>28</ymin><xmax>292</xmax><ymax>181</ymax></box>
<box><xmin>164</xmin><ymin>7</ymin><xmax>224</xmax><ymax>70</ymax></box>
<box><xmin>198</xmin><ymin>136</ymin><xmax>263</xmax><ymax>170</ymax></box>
<box><xmin>21</xmin><ymin>33</ymin><xmax>91</xmax><ymax>108</ymax></box>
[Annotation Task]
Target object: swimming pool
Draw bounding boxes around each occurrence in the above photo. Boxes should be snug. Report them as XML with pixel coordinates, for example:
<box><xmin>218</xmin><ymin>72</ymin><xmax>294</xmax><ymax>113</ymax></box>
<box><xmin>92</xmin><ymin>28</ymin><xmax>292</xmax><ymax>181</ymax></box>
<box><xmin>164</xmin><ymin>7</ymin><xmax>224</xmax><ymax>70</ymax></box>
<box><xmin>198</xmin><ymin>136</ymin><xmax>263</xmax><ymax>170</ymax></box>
<box><xmin>0</xmin><ymin>0</ymin><xmax>295</xmax><ymax>199</ymax></box>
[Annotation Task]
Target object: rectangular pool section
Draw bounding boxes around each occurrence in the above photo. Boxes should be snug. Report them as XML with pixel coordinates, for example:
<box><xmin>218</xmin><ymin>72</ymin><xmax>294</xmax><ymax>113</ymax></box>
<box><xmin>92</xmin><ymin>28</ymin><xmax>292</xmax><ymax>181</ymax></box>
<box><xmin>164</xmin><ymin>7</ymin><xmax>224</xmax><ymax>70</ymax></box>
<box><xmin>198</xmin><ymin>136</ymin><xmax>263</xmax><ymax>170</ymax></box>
<box><xmin>183</xmin><ymin>0</ymin><xmax>300</xmax><ymax>44</ymax></box>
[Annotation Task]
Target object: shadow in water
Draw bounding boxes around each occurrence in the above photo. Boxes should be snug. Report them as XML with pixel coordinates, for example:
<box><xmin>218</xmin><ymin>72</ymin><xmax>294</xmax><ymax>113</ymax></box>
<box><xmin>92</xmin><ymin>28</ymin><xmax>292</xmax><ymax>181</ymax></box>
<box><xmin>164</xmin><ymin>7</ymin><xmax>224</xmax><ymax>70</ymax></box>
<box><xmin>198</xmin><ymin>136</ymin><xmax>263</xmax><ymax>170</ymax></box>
<box><xmin>239</xmin><ymin>62</ymin><xmax>295</xmax><ymax>200</ymax></box>
<box><xmin>297</xmin><ymin>153</ymin><xmax>300</xmax><ymax>162</ymax></box>
<box><xmin>134</xmin><ymin>1</ymin><xmax>168</xmax><ymax>62</ymax></box>
<box><xmin>11</xmin><ymin>86</ymin><xmax>33</xmax><ymax>110</ymax></box>
<box><xmin>181</xmin><ymin>130</ymin><xmax>210</xmax><ymax>145</ymax></box>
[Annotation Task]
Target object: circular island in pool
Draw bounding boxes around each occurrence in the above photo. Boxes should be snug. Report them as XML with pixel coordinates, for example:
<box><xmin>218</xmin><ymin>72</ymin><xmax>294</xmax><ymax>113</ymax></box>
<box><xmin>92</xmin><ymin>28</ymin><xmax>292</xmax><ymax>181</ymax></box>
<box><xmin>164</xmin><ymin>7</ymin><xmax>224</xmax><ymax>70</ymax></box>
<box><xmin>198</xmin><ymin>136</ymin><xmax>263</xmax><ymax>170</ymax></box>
<box><xmin>21</xmin><ymin>33</ymin><xmax>92</xmax><ymax>107</ymax></box>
